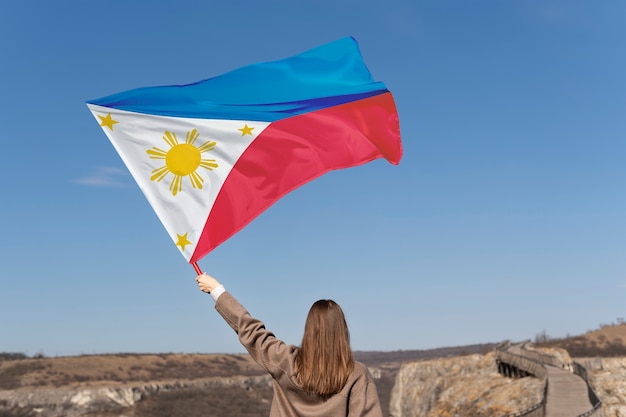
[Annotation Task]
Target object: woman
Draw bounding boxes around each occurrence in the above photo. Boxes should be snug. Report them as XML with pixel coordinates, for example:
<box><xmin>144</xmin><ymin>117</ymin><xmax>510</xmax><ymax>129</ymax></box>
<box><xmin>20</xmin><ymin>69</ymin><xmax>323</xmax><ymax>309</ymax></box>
<box><xmin>196</xmin><ymin>273</ymin><xmax>383</xmax><ymax>417</ymax></box>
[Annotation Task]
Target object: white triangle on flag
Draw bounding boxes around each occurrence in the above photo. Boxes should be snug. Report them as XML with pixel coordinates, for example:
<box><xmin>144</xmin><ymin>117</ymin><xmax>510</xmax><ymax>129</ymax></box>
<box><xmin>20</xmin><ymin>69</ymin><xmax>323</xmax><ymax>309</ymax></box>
<box><xmin>87</xmin><ymin>104</ymin><xmax>270</xmax><ymax>260</ymax></box>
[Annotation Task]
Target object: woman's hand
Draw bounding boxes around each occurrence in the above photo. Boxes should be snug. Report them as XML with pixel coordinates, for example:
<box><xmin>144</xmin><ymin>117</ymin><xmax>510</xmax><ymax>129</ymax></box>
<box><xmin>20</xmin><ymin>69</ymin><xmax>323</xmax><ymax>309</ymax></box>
<box><xmin>196</xmin><ymin>273</ymin><xmax>221</xmax><ymax>294</ymax></box>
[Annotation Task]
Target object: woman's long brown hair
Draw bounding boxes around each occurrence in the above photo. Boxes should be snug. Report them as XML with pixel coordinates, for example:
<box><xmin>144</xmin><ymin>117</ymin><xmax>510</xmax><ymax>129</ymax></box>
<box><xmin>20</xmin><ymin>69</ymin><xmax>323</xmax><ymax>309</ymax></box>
<box><xmin>294</xmin><ymin>299</ymin><xmax>355</xmax><ymax>397</ymax></box>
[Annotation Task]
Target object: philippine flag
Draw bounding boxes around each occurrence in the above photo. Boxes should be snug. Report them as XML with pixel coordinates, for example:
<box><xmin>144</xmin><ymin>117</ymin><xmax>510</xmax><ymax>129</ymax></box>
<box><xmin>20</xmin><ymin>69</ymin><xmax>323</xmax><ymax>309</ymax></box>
<box><xmin>87</xmin><ymin>37</ymin><xmax>402</xmax><ymax>263</ymax></box>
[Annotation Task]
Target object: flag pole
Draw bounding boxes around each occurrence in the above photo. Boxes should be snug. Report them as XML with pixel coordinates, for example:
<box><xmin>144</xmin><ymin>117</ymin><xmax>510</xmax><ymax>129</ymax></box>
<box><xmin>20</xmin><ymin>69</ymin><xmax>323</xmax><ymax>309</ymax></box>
<box><xmin>192</xmin><ymin>262</ymin><xmax>202</xmax><ymax>275</ymax></box>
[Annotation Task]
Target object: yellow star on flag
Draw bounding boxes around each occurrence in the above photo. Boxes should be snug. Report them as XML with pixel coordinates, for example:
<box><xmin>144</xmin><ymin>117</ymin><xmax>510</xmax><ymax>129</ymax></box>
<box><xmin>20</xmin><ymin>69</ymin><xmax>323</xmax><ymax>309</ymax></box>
<box><xmin>176</xmin><ymin>232</ymin><xmax>192</xmax><ymax>251</ymax></box>
<box><xmin>238</xmin><ymin>124</ymin><xmax>254</xmax><ymax>136</ymax></box>
<box><xmin>98</xmin><ymin>113</ymin><xmax>119</xmax><ymax>130</ymax></box>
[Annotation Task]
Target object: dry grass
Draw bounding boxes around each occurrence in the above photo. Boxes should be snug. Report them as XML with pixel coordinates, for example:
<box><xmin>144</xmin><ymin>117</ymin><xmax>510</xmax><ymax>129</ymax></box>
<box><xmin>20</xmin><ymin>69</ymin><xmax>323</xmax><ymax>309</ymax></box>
<box><xmin>133</xmin><ymin>385</ymin><xmax>274</xmax><ymax>417</ymax></box>
<box><xmin>536</xmin><ymin>323</ymin><xmax>626</xmax><ymax>357</ymax></box>
<box><xmin>0</xmin><ymin>353</ymin><xmax>265</xmax><ymax>390</ymax></box>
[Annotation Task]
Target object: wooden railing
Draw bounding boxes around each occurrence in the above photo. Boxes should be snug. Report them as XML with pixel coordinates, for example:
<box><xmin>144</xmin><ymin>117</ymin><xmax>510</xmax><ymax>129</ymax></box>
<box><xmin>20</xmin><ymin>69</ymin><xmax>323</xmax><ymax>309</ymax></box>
<box><xmin>518</xmin><ymin>343</ymin><xmax>568</xmax><ymax>368</ymax></box>
<box><xmin>494</xmin><ymin>342</ymin><xmax>547</xmax><ymax>417</ymax></box>
<box><xmin>571</xmin><ymin>361</ymin><xmax>604</xmax><ymax>417</ymax></box>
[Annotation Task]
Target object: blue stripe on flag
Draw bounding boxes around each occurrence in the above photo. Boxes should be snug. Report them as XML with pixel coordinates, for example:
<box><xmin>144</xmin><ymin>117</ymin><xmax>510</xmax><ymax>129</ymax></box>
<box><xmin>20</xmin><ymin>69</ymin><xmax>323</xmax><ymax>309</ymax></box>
<box><xmin>87</xmin><ymin>37</ymin><xmax>389</xmax><ymax>122</ymax></box>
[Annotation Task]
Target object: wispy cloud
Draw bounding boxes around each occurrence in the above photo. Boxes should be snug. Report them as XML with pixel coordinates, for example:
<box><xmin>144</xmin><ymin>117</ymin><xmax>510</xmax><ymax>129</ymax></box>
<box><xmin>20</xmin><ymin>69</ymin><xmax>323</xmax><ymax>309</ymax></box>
<box><xmin>72</xmin><ymin>166</ymin><xmax>130</xmax><ymax>187</ymax></box>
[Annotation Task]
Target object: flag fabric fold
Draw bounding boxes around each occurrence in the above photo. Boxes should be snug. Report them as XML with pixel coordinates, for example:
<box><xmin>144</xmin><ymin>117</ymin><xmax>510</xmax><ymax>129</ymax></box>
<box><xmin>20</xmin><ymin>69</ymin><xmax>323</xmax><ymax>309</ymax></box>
<box><xmin>87</xmin><ymin>36</ymin><xmax>402</xmax><ymax>263</ymax></box>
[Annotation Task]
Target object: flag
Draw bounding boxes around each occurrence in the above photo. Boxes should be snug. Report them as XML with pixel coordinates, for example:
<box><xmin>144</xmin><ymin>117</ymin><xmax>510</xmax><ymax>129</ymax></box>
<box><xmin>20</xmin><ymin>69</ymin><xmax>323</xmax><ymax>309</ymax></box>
<box><xmin>87</xmin><ymin>36</ymin><xmax>402</xmax><ymax>264</ymax></box>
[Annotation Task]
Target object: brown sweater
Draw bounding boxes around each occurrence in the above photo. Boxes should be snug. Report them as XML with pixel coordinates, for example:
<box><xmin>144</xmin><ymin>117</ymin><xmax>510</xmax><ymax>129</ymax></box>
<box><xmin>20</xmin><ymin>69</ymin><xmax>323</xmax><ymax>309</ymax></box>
<box><xmin>215</xmin><ymin>292</ymin><xmax>383</xmax><ymax>417</ymax></box>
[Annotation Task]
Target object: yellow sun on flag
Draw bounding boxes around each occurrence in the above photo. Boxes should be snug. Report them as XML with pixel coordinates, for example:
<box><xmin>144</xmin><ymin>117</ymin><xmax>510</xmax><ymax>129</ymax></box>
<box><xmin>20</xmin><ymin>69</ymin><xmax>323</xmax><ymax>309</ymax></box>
<box><xmin>147</xmin><ymin>129</ymin><xmax>218</xmax><ymax>196</ymax></box>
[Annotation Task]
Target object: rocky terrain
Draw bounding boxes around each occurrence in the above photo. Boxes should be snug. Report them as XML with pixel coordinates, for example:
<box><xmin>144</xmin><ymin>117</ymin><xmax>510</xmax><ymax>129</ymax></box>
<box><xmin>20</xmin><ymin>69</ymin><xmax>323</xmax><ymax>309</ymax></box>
<box><xmin>386</xmin><ymin>324</ymin><xmax>626</xmax><ymax>417</ymax></box>
<box><xmin>389</xmin><ymin>353</ymin><xmax>543</xmax><ymax>417</ymax></box>
<box><xmin>0</xmin><ymin>346</ymin><xmax>496</xmax><ymax>417</ymax></box>
<box><xmin>1</xmin><ymin>323</ymin><xmax>625</xmax><ymax>417</ymax></box>
<box><xmin>0</xmin><ymin>374</ymin><xmax>274</xmax><ymax>417</ymax></box>
<box><xmin>583</xmin><ymin>357</ymin><xmax>626</xmax><ymax>417</ymax></box>
<box><xmin>0</xmin><ymin>353</ymin><xmax>272</xmax><ymax>417</ymax></box>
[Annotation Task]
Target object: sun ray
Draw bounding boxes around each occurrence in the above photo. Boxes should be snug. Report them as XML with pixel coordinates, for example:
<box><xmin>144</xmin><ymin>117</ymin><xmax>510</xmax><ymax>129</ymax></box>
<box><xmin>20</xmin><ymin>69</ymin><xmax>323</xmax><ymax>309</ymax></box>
<box><xmin>186</xmin><ymin>129</ymin><xmax>200</xmax><ymax>145</ymax></box>
<box><xmin>197</xmin><ymin>140</ymin><xmax>217</xmax><ymax>152</ymax></box>
<box><xmin>189</xmin><ymin>171</ymin><xmax>204</xmax><ymax>189</ymax></box>
<box><xmin>200</xmin><ymin>159</ymin><xmax>219</xmax><ymax>170</ymax></box>
<box><xmin>170</xmin><ymin>175</ymin><xmax>183</xmax><ymax>196</ymax></box>
<box><xmin>150</xmin><ymin>166</ymin><xmax>170</xmax><ymax>182</ymax></box>
<box><xmin>146</xmin><ymin>147</ymin><xmax>168</xmax><ymax>159</ymax></box>
<box><xmin>162</xmin><ymin>131</ymin><xmax>179</xmax><ymax>148</ymax></box>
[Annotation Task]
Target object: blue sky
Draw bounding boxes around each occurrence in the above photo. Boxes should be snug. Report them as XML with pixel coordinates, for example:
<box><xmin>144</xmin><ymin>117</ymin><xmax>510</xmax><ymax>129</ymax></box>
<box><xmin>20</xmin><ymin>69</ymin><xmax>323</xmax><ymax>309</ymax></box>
<box><xmin>1</xmin><ymin>1</ymin><xmax>624</xmax><ymax>357</ymax></box>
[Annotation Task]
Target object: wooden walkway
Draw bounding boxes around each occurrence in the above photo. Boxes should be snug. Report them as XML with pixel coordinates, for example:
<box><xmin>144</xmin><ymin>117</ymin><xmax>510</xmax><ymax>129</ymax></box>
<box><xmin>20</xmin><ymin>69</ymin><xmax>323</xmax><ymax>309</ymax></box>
<box><xmin>544</xmin><ymin>365</ymin><xmax>593</xmax><ymax>417</ymax></box>
<box><xmin>495</xmin><ymin>342</ymin><xmax>599</xmax><ymax>416</ymax></box>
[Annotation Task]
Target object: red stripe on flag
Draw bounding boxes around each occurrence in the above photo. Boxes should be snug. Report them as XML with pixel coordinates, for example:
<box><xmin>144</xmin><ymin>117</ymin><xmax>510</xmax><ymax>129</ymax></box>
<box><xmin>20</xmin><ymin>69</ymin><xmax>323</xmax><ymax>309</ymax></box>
<box><xmin>191</xmin><ymin>92</ymin><xmax>401</xmax><ymax>261</ymax></box>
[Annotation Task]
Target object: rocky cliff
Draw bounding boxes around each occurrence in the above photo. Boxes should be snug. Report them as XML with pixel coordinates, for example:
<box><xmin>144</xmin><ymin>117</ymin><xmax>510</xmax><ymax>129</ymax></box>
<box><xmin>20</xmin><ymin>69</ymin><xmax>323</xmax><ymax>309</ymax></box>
<box><xmin>389</xmin><ymin>352</ymin><xmax>544</xmax><ymax>417</ymax></box>
<box><xmin>583</xmin><ymin>357</ymin><xmax>626</xmax><ymax>417</ymax></box>
<box><xmin>390</xmin><ymin>352</ymin><xmax>626</xmax><ymax>417</ymax></box>
<box><xmin>0</xmin><ymin>375</ymin><xmax>273</xmax><ymax>417</ymax></box>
